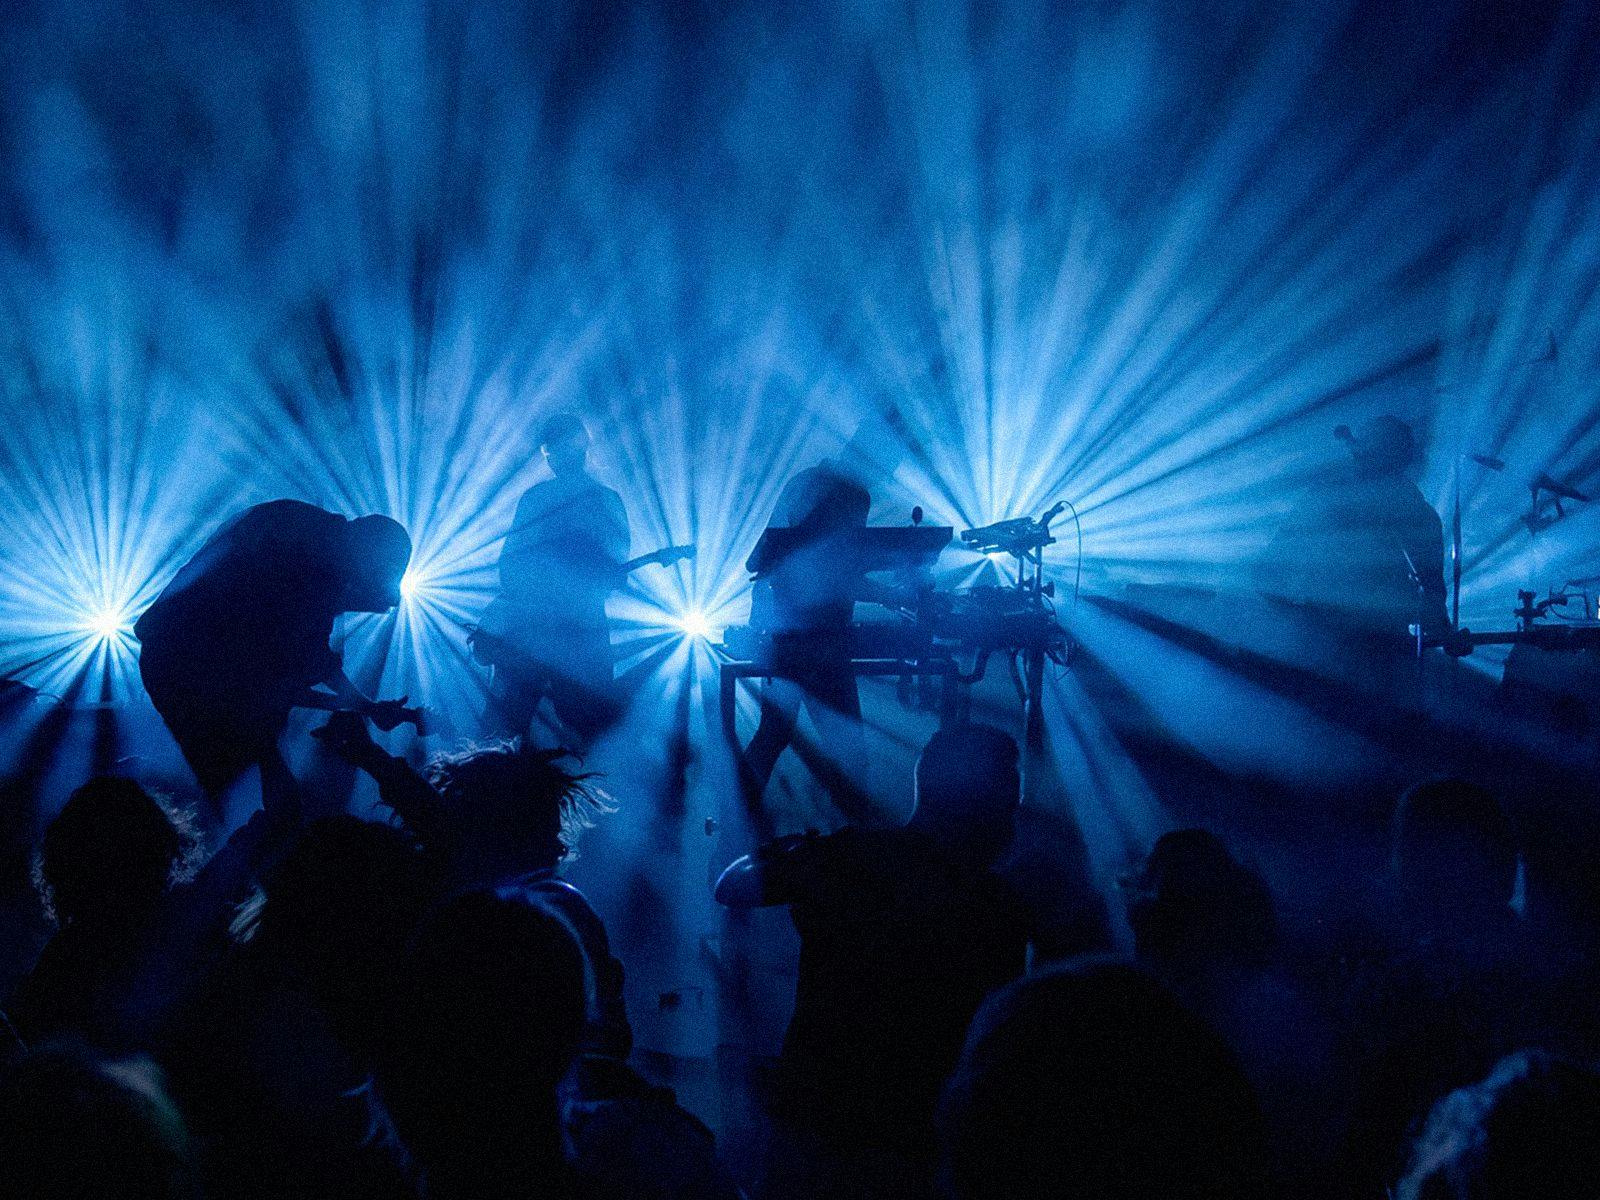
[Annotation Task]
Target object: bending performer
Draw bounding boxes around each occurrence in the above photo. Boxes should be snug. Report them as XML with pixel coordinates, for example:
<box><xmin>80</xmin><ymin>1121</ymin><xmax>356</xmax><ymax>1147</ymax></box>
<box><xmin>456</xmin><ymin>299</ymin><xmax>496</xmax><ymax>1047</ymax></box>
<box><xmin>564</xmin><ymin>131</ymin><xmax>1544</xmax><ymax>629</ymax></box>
<box><xmin>134</xmin><ymin>499</ymin><xmax>415</xmax><ymax>813</ymax></box>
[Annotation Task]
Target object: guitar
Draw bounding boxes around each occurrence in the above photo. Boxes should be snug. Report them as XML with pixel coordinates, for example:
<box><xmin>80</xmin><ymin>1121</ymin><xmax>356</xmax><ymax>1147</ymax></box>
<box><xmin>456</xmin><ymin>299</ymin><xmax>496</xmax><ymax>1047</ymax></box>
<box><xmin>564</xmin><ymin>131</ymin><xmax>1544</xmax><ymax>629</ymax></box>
<box><xmin>623</xmin><ymin>543</ymin><xmax>696</xmax><ymax>574</ymax></box>
<box><xmin>470</xmin><ymin>544</ymin><xmax>697</xmax><ymax>667</ymax></box>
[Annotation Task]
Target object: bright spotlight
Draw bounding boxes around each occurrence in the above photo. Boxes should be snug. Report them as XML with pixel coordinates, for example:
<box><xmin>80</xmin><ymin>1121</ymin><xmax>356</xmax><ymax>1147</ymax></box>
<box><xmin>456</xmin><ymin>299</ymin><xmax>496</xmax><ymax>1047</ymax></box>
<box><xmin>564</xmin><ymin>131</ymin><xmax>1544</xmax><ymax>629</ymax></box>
<box><xmin>399</xmin><ymin>570</ymin><xmax>423</xmax><ymax>602</ymax></box>
<box><xmin>675</xmin><ymin>609</ymin><xmax>715</xmax><ymax>640</ymax></box>
<box><xmin>84</xmin><ymin>607</ymin><xmax>129</xmax><ymax>643</ymax></box>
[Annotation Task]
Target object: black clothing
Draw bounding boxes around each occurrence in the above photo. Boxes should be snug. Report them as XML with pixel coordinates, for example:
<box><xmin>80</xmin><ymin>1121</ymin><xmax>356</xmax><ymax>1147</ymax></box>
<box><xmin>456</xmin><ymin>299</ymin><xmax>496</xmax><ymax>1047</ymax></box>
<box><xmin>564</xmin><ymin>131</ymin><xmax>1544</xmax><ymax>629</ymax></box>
<box><xmin>135</xmin><ymin>500</ymin><xmax>359</xmax><ymax>794</ymax></box>
<box><xmin>499</xmin><ymin>474</ymin><xmax>629</xmax><ymax>632</ymax></box>
<box><xmin>749</xmin><ymin>464</ymin><xmax>872</xmax><ymax>637</ymax></box>
<box><xmin>760</xmin><ymin>827</ymin><xmax>1030</xmax><ymax>1151</ymax></box>
<box><xmin>1261</xmin><ymin>472</ymin><xmax>1449</xmax><ymax>640</ymax></box>
<box><xmin>1254</xmin><ymin>470</ymin><xmax>1450</xmax><ymax>707</ymax></box>
<box><xmin>486</xmin><ymin>473</ymin><xmax>629</xmax><ymax>741</ymax></box>
<box><xmin>741</xmin><ymin>464</ymin><xmax>873</xmax><ymax>817</ymax></box>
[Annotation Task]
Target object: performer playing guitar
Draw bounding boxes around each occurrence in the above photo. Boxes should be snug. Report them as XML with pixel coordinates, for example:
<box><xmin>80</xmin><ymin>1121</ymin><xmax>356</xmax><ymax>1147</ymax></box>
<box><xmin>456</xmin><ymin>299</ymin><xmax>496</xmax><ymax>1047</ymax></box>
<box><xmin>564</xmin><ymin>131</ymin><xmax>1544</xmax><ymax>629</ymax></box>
<box><xmin>479</xmin><ymin>412</ymin><xmax>692</xmax><ymax>746</ymax></box>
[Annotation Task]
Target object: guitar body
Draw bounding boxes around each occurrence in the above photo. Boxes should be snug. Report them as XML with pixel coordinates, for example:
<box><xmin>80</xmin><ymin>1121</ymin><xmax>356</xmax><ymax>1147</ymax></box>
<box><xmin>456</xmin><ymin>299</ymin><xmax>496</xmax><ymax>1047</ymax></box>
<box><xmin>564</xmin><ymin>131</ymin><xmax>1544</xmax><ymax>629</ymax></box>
<box><xmin>472</xmin><ymin>544</ymin><xmax>696</xmax><ymax>670</ymax></box>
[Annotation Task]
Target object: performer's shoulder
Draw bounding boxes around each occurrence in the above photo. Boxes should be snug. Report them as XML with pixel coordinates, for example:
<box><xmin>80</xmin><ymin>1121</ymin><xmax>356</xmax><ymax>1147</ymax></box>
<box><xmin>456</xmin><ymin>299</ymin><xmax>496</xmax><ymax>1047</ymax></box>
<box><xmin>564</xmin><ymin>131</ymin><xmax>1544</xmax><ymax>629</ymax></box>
<box><xmin>226</xmin><ymin>498</ymin><xmax>345</xmax><ymax>548</ymax></box>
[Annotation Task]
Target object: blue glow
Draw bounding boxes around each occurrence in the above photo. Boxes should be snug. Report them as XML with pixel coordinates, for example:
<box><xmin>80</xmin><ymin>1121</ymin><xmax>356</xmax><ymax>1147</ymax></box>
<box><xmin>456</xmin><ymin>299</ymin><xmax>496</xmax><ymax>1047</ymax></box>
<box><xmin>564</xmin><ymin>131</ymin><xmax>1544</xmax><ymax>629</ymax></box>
<box><xmin>0</xmin><ymin>0</ymin><xmax>1594</xmax><ymax>886</ymax></box>
<box><xmin>673</xmin><ymin>610</ymin><xmax>716</xmax><ymax>642</ymax></box>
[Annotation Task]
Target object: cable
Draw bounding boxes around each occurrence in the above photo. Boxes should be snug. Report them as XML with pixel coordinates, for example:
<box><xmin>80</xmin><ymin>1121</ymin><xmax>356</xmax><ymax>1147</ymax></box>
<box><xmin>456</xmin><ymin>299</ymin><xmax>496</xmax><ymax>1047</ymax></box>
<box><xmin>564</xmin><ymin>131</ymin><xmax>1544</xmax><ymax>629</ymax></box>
<box><xmin>1058</xmin><ymin>497</ymin><xmax>1084</xmax><ymax>629</ymax></box>
<box><xmin>1042</xmin><ymin>498</ymin><xmax>1083</xmax><ymax>671</ymax></box>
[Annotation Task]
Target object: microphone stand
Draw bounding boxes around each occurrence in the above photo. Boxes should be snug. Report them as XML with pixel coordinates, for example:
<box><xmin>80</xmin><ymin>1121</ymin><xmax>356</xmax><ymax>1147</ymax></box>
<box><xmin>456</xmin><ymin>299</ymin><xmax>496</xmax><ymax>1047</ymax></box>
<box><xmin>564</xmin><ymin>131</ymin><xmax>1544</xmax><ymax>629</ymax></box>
<box><xmin>1453</xmin><ymin>452</ymin><xmax>1506</xmax><ymax>632</ymax></box>
<box><xmin>1452</xmin><ymin>467</ymin><xmax>1462</xmax><ymax>633</ymax></box>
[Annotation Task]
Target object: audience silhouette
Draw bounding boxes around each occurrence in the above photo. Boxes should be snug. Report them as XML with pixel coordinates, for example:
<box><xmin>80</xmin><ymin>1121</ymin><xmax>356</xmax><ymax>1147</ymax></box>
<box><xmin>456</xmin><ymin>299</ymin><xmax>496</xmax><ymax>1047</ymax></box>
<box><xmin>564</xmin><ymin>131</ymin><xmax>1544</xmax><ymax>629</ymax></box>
<box><xmin>0</xmin><ymin>1044</ymin><xmax>199</xmax><ymax>1200</ymax></box>
<box><xmin>939</xmin><ymin>959</ymin><xmax>1271</xmax><ymax>1200</ymax></box>
<box><xmin>6</xmin><ymin>537</ymin><xmax>1600</xmax><ymax>1200</ymax></box>
<box><xmin>379</xmin><ymin>888</ymin><xmax>739</xmax><ymax>1200</ymax></box>
<box><xmin>314</xmin><ymin>713</ymin><xmax>632</xmax><ymax>1058</ymax></box>
<box><xmin>717</xmin><ymin>723</ymin><xmax>1030</xmax><ymax>1192</ymax></box>
<box><xmin>1397</xmin><ymin>1049</ymin><xmax>1600</xmax><ymax>1200</ymax></box>
<box><xmin>11</xmin><ymin>777</ymin><xmax>276</xmax><ymax>1055</ymax></box>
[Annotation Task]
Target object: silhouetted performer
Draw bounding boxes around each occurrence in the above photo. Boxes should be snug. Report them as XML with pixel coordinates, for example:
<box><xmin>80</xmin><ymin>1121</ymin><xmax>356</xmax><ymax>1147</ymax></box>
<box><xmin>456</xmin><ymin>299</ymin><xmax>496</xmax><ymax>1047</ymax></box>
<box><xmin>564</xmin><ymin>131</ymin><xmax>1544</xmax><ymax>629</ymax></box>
<box><xmin>1258</xmin><ymin>415</ymin><xmax>1449</xmax><ymax>693</ymax></box>
<box><xmin>481</xmin><ymin>413</ymin><xmax>629</xmax><ymax>745</ymax></box>
<box><xmin>716</xmin><ymin>724</ymin><xmax>1030</xmax><ymax>1168</ymax></box>
<box><xmin>1345</xmin><ymin>778</ymin><xmax>1560</xmax><ymax>1198</ymax></box>
<box><xmin>134</xmin><ymin>500</ymin><xmax>413</xmax><ymax>808</ymax></box>
<box><xmin>739</xmin><ymin>459</ymin><xmax>875</xmax><ymax>825</ymax></box>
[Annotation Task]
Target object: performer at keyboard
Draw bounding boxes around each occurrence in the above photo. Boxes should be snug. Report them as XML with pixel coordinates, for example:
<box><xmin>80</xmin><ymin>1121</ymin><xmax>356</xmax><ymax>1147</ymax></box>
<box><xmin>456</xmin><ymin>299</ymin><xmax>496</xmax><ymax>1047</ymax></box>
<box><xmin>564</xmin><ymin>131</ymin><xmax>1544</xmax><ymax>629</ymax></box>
<box><xmin>739</xmin><ymin>457</ymin><xmax>880</xmax><ymax>830</ymax></box>
<box><xmin>135</xmin><ymin>500</ymin><xmax>417</xmax><ymax>814</ymax></box>
<box><xmin>481</xmin><ymin>412</ymin><xmax>630</xmax><ymax>746</ymax></box>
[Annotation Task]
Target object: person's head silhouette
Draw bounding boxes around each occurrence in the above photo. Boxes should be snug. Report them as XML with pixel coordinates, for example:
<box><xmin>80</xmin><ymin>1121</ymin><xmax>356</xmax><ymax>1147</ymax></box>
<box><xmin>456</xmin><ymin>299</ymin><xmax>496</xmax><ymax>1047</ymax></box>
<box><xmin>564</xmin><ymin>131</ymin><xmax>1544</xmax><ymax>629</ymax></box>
<box><xmin>342</xmin><ymin>515</ymin><xmax>411</xmax><ymax>612</ymax></box>
<box><xmin>910</xmin><ymin>724</ymin><xmax>1021</xmax><ymax>867</ymax></box>
<box><xmin>1393</xmin><ymin>777</ymin><xmax>1517</xmax><ymax>921</ymax></box>
<box><xmin>378</xmin><ymin>889</ymin><xmax>587</xmax><ymax>1196</ymax></box>
<box><xmin>940</xmin><ymin>959</ymin><xmax>1269</xmax><ymax>1200</ymax></box>
<box><xmin>539</xmin><ymin>412</ymin><xmax>591</xmax><ymax>479</ymax></box>
<box><xmin>1125</xmin><ymin>829</ymin><xmax>1277</xmax><ymax>972</ymax></box>
<box><xmin>424</xmin><ymin>739</ymin><xmax>610</xmax><ymax>884</ymax></box>
<box><xmin>252</xmin><ymin>816</ymin><xmax>431</xmax><ymax>1054</ymax></box>
<box><xmin>1342</xmin><ymin>414</ymin><xmax>1419</xmax><ymax>481</ymax></box>
<box><xmin>36</xmin><ymin>778</ymin><xmax>197</xmax><ymax>928</ymax></box>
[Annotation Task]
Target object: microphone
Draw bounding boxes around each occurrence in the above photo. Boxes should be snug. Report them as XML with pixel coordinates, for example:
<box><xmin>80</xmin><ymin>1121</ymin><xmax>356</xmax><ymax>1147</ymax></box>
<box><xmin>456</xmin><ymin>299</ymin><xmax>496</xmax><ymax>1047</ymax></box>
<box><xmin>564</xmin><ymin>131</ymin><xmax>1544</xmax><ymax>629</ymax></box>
<box><xmin>1467</xmin><ymin>453</ymin><xmax>1505</xmax><ymax>470</ymax></box>
<box><xmin>1534</xmin><ymin>474</ymin><xmax>1589</xmax><ymax>503</ymax></box>
<box><xmin>910</xmin><ymin>505</ymin><xmax>923</xmax><ymax>527</ymax></box>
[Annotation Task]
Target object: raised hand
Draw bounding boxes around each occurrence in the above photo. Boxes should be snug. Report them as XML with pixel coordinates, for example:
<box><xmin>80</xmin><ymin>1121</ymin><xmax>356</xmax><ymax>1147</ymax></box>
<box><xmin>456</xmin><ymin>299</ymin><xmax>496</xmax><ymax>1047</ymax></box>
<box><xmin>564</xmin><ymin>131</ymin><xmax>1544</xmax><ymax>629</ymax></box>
<box><xmin>311</xmin><ymin>710</ymin><xmax>380</xmax><ymax>765</ymax></box>
<box><xmin>367</xmin><ymin>696</ymin><xmax>420</xmax><ymax>732</ymax></box>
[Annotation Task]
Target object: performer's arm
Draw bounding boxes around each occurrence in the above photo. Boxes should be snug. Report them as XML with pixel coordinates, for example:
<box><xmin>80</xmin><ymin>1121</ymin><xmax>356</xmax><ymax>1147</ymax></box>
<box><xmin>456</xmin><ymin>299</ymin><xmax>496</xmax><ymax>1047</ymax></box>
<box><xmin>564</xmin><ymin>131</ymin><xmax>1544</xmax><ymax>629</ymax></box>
<box><xmin>713</xmin><ymin>833</ymin><xmax>825</xmax><ymax>908</ymax></box>
<box><xmin>323</xmin><ymin>664</ymin><xmax>373</xmax><ymax>707</ymax></box>
<box><xmin>297</xmin><ymin>667</ymin><xmax>414</xmax><ymax>731</ymax></box>
<box><xmin>293</xmin><ymin>667</ymin><xmax>370</xmax><ymax>712</ymax></box>
<box><xmin>311</xmin><ymin>712</ymin><xmax>450</xmax><ymax>850</ymax></box>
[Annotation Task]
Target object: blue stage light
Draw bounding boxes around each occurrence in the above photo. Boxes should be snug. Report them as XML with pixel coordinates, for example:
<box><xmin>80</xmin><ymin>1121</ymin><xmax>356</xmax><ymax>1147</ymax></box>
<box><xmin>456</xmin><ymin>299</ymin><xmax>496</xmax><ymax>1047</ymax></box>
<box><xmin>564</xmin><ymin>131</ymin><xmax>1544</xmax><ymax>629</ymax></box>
<box><xmin>674</xmin><ymin>610</ymin><xmax>716</xmax><ymax>641</ymax></box>
<box><xmin>82</xmin><ymin>606</ymin><xmax>132</xmax><ymax>645</ymax></box>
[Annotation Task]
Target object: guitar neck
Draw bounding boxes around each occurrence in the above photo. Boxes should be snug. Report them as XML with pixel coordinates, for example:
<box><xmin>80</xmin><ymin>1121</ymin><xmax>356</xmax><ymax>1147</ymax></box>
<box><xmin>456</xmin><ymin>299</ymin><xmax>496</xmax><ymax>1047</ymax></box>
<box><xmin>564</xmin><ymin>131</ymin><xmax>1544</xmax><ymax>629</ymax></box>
<box><xmin>623</xmin><ymin>546</ymin><xmax>692</xmax><ymax>574</ymax></box>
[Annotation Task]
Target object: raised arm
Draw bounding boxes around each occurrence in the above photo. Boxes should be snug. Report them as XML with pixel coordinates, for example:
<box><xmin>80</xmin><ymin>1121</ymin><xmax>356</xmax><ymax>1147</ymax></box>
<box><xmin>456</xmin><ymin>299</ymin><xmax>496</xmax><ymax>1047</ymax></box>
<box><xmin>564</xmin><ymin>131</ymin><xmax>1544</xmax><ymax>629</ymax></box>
<box><xmin>311</xmin><ymin>712</ymin><xmax>450</xmax><ymax>850</ymax></box>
